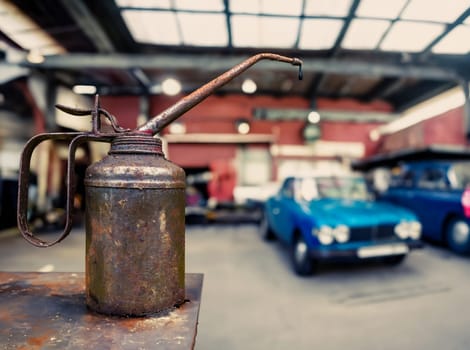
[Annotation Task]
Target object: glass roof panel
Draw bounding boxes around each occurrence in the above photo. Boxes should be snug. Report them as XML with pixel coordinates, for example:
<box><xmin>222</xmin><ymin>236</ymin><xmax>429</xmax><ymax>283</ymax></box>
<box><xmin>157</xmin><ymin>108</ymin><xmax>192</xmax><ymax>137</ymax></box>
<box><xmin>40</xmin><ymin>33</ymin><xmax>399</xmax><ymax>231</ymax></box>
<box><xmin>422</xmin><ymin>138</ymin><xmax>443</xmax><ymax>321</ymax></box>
<box><xmin>355</xmin><ymin>0</ymin><xmax>407</xmax><ymax>19</ymax></box>
<box><xmin>380</xmin><ymin>21</ymin><xmax>445</xmax><ymax>52</ymax></box>
<box><xmin>0</xmin><ymin>1</ymin><xmax>64</xmax><ymax>54</ymax></box>
<box><xmin>173</xmin><ymin>0</ymin><xmax>224</xmax><ymax>12</ymax></box>
<box><xmin>230</xmin><ymin>0</ymin><xmax>302</xmax><ymax>16</ymax></box>
<box><xmin>299</xmin><ymin>19</ymin><xmax>344</xmax><ymax>49</ymax></box>
<box><xmin>12</xmin><ymin>32</ymin><xmax>59</xmax><ymax>52</ymax></box>
<box><xmin>115</xmin><ymin>0</ymin><xmax>171</xmax><ymax>9</ymax></box>
<box><xmin>229</xmin><ymin>0</ymin><xmax>259</xmax><ymax>14</ymax></box>
<box><xmin>341</xmin><ymin>19</ymin><xmax>390</xmax><ymax>49</ymax></box>
<box><xmin>0</xmin><ymin>3</ymin><xmax>36</xmax><ymax>33</ymax></box>
<box><xmin>231</xmin><ymin>15</ymin><xmax>299</xmax><ymax>48</ymax></box>
<box><xmin>260</xmin><ymin>0</ymin><xmax>303</xmax><ymax>16</ymax></box>
<box><xmin>432</xmin><ymin>25</ymin><xmax>470</xmax><ymax>54</ymax></box>
<box><xmin>304</xmin><ymin>0</ymin><xmax>352</xmax><ymax>17</ymax></box>
<box><xmin>178</xmin><ymin>13</ymin><xmax>228</xmax><ymax>46</ymax></box>
<box><xmin>401</xmin><ymin>0</ymin><xmax>470</xmax><ymax>23</ymax></box>
<box><xmin>121</xmin><ymin>10</ymin><xmax>181</xmax><ymax>45</ymax></box>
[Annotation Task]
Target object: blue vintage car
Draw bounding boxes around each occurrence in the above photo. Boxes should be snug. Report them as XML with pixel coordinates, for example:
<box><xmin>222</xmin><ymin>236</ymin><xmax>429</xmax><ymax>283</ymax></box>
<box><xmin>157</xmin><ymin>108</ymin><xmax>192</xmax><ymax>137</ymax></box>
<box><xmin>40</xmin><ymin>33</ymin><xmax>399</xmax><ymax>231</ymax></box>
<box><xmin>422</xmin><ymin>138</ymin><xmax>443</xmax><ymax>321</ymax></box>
<box><xmin>380</xmin><ymin>160</ymin><xmax>470</xmax><ymax>255</ymax></box>
<box><xmin>260</xmin><ymin>175</ymin><xmax>422</xmax><ymax>275</ymax></box>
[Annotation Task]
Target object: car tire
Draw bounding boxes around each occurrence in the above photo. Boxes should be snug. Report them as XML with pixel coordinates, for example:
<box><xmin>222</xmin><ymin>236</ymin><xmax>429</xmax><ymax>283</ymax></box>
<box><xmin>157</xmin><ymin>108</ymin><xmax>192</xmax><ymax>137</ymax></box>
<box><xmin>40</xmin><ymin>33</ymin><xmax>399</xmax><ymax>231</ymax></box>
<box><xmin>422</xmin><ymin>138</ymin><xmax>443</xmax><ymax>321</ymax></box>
<box><xmin>446</xmin><ymin>216</ymin><xmax>470</xmax><ymax>255</ymax></box>
<box><xmin>383</xmin><ymin>254</ymin><xmax>406</xmax><ymax>265</ymax></box>
<box><xmin>259</xmin><ymin>214</ymin><xmax>276</xmax><ymax>241</ymax></box>
<box><xmin>291</xmin><ymin>234</ymin><xmax>316</xmax><ymax>276</ymax></box>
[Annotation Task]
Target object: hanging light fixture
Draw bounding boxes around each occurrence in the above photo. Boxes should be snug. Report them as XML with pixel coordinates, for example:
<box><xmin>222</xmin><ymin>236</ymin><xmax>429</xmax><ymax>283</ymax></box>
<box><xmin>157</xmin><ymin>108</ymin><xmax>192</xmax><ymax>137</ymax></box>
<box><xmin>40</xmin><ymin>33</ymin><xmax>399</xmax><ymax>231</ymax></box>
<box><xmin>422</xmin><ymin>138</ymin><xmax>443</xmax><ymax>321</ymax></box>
<box><xmin>162</xmin><ymin>78</ymin><xmax>182</xmax><ymax>96</ymax></box>
<box><xmin>241</xmin><ymin>78</ymin><xmax>257</xmax><ymax>94</ymax></box>
<box><xmin>236</xmin><ymin>119</ymin><xmax>250</xmax><ymax>134</ymax></box>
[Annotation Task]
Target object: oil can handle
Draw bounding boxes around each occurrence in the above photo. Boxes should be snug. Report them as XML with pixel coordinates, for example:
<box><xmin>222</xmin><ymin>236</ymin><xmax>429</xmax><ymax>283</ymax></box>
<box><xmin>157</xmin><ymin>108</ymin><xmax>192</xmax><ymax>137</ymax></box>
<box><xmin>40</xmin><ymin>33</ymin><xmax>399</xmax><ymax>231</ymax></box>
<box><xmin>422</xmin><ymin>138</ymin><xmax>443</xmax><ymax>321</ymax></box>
<box><xmin>17</xmin><ymin>133</ymin><xmax>110</xmax><ymax>247</ymax></box>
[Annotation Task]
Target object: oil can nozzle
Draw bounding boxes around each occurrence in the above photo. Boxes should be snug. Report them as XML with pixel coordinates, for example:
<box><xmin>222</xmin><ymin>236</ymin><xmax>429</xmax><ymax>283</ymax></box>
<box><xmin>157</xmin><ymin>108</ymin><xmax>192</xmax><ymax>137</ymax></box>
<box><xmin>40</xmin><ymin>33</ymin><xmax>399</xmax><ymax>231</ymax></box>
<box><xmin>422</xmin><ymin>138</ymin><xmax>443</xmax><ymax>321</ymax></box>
<box><xmin>136</xmin><ymin>53</ymin><xmax>303</xmax><ymax>136</ymax></box>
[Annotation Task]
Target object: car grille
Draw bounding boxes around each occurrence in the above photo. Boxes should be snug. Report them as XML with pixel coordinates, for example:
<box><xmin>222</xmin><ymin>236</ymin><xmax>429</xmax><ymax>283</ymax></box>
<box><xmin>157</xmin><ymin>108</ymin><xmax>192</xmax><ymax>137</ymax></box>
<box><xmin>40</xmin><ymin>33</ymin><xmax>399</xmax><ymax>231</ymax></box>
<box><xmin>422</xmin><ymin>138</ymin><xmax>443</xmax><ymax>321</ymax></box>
<box><xmin>349</xmin><ymin>225</ymin><xmax>396</xmax><ymax>242</ymax></box>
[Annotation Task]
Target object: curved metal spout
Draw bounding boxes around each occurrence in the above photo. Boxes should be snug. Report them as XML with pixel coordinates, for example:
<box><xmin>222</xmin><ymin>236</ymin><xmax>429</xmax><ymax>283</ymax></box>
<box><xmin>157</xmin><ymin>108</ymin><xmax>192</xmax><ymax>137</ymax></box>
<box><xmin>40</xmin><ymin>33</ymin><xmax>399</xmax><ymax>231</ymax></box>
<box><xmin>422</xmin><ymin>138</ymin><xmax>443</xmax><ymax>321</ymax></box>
<box><xmin>136</xmin><ymin>53</ymin><xmax>302</xmax><ymax>136</ymax></box>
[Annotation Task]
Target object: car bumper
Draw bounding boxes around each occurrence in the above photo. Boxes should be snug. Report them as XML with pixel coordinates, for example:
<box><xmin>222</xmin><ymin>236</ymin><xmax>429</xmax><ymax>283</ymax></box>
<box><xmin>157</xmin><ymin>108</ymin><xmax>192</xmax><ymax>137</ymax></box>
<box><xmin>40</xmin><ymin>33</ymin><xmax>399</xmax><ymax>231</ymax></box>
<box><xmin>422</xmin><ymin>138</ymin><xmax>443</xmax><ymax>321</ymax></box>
<box><xmin>309</xmin><ymin>240</ymin><xmax>423</xmax><ymax>261</ymax></box>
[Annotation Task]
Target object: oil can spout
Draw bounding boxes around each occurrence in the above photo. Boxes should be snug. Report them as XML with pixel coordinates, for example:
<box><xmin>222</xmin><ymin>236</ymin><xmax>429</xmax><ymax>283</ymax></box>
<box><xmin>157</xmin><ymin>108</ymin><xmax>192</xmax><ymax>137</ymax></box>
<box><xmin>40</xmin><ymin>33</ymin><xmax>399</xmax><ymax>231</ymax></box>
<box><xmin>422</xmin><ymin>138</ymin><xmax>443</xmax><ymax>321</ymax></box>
<box><xmin>136</xmin><ymin>53</ymin><xmax>303</xmax><ymax>136</ymax></box>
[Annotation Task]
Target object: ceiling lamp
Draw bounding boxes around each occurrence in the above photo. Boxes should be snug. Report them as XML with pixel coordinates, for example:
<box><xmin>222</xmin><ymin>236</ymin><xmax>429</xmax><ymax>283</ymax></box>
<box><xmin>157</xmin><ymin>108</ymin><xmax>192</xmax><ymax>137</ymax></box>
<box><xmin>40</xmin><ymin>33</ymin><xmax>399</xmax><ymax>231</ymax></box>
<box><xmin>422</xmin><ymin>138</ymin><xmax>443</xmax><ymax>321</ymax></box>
<box><xmin>72</xmin><ymin>85</ymin><xmax>97</xmax><ymax>95</ymax></box>
<box><xmin>162</xmin><ymin>78</ymin><xmax>182</xmax><ymax>96</ymax></box>
<box><xmin>26</xmin><ymin>50</ymin><xmax>45</xmax><ymax>64</ymax></box>
<box><xmin>169</xmin><ymin>121</ymin><xmax>186</xmax><ymax>134</ymax></box>
<box><xmin>236</xmin><ymin>119</ymin><xmax>250</xmax><ymax>134</ymax></box>
<box><xmin>307</xmin><ymin>111</ymin><xmax>321</xmax><ymax>124</ymax></box>
<box><xmin>241</xmin><ymin>78</ymin><xmax>257</xmax><ymax>94</ymax></box>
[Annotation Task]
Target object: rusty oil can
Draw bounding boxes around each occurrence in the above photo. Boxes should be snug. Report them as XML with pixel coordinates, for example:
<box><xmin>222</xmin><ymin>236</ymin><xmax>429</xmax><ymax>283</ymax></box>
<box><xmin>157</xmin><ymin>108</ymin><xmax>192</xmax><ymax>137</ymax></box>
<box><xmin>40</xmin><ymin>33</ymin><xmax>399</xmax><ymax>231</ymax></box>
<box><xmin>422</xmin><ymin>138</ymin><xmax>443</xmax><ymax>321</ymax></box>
<box><xmin>17</xmin><ymin>53</ymin><xmax>302</xmax><ymax>316</ymax></box>
<box><xmin>85</xmin><ymin>135</ymin><xmax>185</xmax><ymax>315</ymax></box>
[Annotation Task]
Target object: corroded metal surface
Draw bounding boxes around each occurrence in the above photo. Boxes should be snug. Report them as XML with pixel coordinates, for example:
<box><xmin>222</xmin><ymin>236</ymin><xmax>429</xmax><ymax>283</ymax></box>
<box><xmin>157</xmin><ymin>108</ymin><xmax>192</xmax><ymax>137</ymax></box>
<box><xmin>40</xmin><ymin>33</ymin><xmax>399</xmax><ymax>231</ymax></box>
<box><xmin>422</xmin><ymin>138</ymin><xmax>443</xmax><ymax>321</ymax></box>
<box><xmin>0</xmin><ymin>272</ymin><xmax>202</xmax><ymax>349</ymax></box>
<box><xmin>85</xmin><ymin>135</ymin><xmax>186</xmax><ymax>316</ymax></box>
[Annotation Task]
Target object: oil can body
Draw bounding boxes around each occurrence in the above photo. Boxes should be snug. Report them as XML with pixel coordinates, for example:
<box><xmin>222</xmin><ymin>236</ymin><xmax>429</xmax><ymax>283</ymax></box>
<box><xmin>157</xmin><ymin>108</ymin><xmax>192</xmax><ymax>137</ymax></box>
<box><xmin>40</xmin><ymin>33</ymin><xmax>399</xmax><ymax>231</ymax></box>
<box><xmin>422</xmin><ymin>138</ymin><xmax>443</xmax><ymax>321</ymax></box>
<box><xmin>84</xmin><ymin>135</ymin><xmax>185</xmax><ymax>316</ymax></box>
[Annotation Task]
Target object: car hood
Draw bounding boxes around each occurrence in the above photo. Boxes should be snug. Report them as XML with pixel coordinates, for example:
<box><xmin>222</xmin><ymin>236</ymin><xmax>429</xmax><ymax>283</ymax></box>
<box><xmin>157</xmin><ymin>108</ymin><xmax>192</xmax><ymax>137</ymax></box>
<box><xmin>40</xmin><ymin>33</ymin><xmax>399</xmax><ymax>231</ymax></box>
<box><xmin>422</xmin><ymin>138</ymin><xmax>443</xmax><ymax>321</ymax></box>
<box><xmin>304</xmin><ymin>198</ymin><xmax>416</xmax><ymax>227</ymax></box>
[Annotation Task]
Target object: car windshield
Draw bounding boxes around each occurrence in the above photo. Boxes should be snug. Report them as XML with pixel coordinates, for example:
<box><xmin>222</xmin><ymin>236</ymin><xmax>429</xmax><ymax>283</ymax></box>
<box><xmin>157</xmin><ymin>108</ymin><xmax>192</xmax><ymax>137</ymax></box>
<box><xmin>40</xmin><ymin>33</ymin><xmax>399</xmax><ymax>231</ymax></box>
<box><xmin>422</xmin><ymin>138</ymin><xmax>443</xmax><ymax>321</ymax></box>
<box><xmin>296</xmin><ymin>177</ymin><xmax>369</xmax><ymax>201</ymax></box>
<box><xmin>448</xmin><ymin>162</ymin><xmax>470</xmax><ymax>189</ymax></box>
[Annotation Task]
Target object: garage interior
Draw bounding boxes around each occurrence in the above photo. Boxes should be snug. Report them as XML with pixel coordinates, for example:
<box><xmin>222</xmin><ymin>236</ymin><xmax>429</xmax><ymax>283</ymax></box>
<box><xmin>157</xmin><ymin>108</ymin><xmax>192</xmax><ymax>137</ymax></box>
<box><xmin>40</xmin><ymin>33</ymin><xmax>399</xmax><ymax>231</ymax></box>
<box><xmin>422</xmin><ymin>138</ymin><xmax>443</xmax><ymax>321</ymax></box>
<box><xmin>1</xmin><ymin>1</ymin><xmax>470</xmax><ymax>349</ymax></box>
<box><xmin>1</xmin><ymin>0</ymin><xmax>470</xmax><ymax>226</ymax></box>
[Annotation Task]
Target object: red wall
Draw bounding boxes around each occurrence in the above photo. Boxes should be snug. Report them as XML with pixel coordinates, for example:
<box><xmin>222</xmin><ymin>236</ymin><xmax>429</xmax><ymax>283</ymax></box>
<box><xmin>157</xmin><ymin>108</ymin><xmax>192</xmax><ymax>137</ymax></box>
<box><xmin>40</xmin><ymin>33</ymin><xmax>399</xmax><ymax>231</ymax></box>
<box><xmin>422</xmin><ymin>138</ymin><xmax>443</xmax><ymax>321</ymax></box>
<box><xmin>168</xmin><ymin>144</ymin><xmax>236</xmax><ymax>168</ymax></box>
<box><xmin>101</xmin><ymin>94</ymin><xmax>388</xmax><ymax>145</ymax></box>
<box><xmin>423</xmin><ymin>107</ymin><xmax>466</xmax><ymax>145</ymax></box>
<box><xmin>99</xmin><ymin>96</ymin><xmax>140</xmax><ymax>129</ymax></box>
<box><xmin>379</xmin><ymin>105</ymin><xmax>468</xmax><ymax>153</ymax></box>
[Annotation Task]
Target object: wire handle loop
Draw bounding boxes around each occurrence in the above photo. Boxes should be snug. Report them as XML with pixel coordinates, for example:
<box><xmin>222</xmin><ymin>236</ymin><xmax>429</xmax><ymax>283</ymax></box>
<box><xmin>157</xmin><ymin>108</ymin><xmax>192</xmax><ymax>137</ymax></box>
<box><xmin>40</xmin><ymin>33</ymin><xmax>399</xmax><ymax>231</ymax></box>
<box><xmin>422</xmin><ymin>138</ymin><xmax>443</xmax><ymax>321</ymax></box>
<box><xmin>17</xmin><ymin>133</ymin><xmax>112</xmax><ymax>247</ymax></box>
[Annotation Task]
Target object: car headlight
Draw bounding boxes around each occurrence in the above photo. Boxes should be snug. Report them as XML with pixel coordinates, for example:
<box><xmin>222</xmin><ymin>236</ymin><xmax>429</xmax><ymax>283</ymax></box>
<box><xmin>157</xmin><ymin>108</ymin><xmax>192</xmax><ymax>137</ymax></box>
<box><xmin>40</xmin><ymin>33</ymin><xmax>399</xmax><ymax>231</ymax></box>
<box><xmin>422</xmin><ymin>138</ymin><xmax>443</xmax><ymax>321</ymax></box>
<box><xmin>409</xmin><ymin>221</ymin><xmax>422</xmax><ymax>240</ymax></box>
<box><xmin>394</xmin><ymin>222</ymin><xmax>408</xmax><ymax>239</ymax></box>
<box><xmin>313</xmin><ymin>225</ymin><xmax>334</xmax><ymax>245</ymax></box>
<box><xmin>394</xmin><ymin>221</ymin><xmax>422</xmax><ymax>240</ymax></box>
<box><xmin>333</xmin><ymin>225</ymin><xmax>350</xmax><ymax>243</ymax></box>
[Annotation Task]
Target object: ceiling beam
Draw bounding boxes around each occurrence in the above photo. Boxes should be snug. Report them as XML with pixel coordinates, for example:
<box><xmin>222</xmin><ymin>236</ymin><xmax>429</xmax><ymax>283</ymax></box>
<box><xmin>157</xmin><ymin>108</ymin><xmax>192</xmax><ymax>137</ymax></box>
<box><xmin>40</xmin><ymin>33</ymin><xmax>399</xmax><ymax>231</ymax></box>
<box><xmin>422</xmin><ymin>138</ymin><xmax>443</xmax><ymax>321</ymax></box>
<box><xmin>392</xmin><ymin>81</ymin><xmax>457</xmax><ymax>112</ymax></box>
<box><xmin>365</xmin><ymin>77</ymin><xmax>407</xmax><ymax>101</ymax></box>
<box><xmin>59</xmin><ymin>0</ymin><xmax>115</xmax><ymax>53</ymax></box>
<box><xmin>22</xmin><ymin>53</ymin><xmax>462</xmax><ymax>82</ymax></box>
<box><xmin>330</xmin><ymin>0</ymin><xmax>360</xmax><ymax>55</ymax></box>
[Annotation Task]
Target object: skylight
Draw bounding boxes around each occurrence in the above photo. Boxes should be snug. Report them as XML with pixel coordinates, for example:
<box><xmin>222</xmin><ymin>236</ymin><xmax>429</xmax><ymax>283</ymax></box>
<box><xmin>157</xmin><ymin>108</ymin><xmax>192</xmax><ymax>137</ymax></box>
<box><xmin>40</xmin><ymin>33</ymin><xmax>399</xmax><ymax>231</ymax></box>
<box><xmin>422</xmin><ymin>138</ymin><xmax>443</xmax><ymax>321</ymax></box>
<box><xmin>116</xmin><ymin>0</ymin><xmax>171</xmax><ymax>8</ymax></box>
<box><xmin>178</xmin><ymin>13</ymin><xmax>228</xmax><ymax>46</ymax></box>
<box><xmin>299</xmin><ymin>19</ymin><xmax>344</xmax><ymax>50</ymax></box>
<box><xmin>401</xmin><ymin>0</ymin><xmax>470</xmax><ymax>23</ymax></box>
<box><xmin>432</xmin><ymin>25</ymin><xmax>470</xmax><ymax>54</ymax></box>
<box><xmin>304</xmin><ymin>0</ymin><xmax>353</xmax><ymax>17</ymax></box>
<box><xmin>116</xmin><ymin>0</ymin><xmax>470</xmax><ymax>56</ymax></box>
<box><xmin>231</xmin><ymin>15</ymin><xmax>299</xmax><ymax>48</ymax></box>
<box><xmin>230</xmin><ymin>0</ymin><xmax>303</xmax><ymax>16</ymax></box>
<box><xmin>0</xmin><ymin>1</ymin><xmax>64</xmax><ymax>55</ymax></box>
<box><xmin>380</xmin><ymin>21</ymin><xmax>445</xmax><ymax>52</ymax></box>
<box><xmin>341</xmin><ymin>19</ymin><xmax>390</xmax><ymax>49</ymax></box>
<box><xmin>355</xmin><ymin>0</ymin><xmax>407</xmax><ymax>19</ymax></box>
<box><xmin>122</xmin><ymin>10</ymin><xmax>180</xmax><ymax>45</ymax></box>
<box><xmin>173</xmin><ymin>0</ymin><xmax>224</xmax><ymax>12</ymax></box>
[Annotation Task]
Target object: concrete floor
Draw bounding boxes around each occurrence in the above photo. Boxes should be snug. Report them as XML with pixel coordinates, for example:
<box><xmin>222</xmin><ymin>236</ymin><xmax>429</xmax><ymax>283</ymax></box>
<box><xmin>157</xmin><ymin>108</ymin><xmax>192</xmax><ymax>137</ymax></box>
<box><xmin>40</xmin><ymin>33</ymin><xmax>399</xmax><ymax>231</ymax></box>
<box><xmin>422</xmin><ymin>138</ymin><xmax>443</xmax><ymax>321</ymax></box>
<box><xmin>1</xmin><ymin>224</ymin><xmax>470</xmax><ymax>349</ymax></box>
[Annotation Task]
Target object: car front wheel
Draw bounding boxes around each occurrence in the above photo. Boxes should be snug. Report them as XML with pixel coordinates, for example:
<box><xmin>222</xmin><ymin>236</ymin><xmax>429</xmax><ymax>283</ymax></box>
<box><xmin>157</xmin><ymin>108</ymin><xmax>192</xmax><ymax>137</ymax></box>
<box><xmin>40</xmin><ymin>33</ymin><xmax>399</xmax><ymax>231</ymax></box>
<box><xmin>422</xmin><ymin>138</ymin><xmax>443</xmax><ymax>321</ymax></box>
<box><xmin>291</xmin><ymin>234</ymin><xmax>316</xmax><ymax>276</ymax></box>
<box><xmin>446</xmin><ymin>217</ymin><xmax>470</xmax><ymax>255</ymax></box>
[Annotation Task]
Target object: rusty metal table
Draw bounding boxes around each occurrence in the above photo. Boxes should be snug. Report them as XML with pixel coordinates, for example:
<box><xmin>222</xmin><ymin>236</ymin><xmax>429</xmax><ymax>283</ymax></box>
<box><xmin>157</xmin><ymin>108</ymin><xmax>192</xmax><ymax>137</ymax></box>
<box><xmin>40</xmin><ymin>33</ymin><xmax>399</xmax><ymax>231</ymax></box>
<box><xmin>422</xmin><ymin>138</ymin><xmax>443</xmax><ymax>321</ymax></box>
<box><xmin>0</xmin><ymin>272</ymin><xmax>203</xmax><ymax>349</ymax></box>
